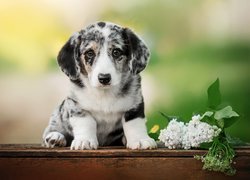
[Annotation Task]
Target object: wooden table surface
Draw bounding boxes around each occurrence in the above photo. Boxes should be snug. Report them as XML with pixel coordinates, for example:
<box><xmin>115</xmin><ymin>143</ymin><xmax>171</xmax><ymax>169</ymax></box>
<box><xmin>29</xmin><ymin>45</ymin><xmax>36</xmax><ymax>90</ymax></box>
<box><xmin>0</xmin><ymin>144</ymin><xmax>250</xmax><ymax>180</ymax></box>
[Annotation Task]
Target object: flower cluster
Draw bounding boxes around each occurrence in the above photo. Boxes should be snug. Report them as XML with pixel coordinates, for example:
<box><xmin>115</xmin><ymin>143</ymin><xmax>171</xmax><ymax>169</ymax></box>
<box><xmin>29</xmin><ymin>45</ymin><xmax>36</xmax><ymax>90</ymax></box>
<box><xmin>158</xmin><ymin>119</ymin><xmax>185</xmax><ymax>149</ymax></box>
<box><xmin>194</xmin><ymin>139</ymin><xmax>236</xmax><ymax>176</ymax></box>
<box><xmin>158</xmin><ymin>115</ymin><xmax>221</xmax><ymax>149</ymax></box>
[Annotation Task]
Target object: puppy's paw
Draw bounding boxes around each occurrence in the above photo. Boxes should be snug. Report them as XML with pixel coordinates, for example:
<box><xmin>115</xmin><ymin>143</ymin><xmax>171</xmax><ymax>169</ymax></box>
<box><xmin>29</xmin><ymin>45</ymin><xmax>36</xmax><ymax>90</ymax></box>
<box><xmin>70</xmin><ymin>138</ymin><xmax>98</xmax><ymax>150</ymax></box>
<box><xmin>127</xmin><ymin>137</ymin><xmax>157</xmax><ymax>150</ymax></box>
<box><xmin>44</xmin><ymin>132</ymin><xmax>67</xmax><ymax>148</ymax></box>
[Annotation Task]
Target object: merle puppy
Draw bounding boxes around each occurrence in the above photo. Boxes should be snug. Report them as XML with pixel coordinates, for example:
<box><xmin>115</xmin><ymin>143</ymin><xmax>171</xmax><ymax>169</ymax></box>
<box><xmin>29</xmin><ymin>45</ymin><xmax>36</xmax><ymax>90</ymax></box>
<box><xmin>42</xmin><ymin>22</ymin><xmax>157</xmax><ymax>150</ymax></box>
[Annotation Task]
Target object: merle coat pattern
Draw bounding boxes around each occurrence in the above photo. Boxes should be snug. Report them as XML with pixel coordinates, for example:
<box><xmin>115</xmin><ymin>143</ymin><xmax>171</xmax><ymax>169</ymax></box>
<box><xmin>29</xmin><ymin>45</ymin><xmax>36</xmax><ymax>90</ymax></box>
<box><xmin>42</xmin><ymin>22</ymin><xmax>157</xmax><ymax>150</ymax></box>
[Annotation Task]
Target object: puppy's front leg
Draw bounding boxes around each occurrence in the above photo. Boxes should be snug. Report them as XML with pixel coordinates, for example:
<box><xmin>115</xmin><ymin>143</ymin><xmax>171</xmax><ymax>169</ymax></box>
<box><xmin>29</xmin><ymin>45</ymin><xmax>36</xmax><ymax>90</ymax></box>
<box><xmin>123</xmin><ymin>117</ymin><xmax>157</xmax><ymax>149</ymax></box>
<box><xmin>69</xmin><ymin>115</ymin><xmax>98</xmax><ymax>150</ymax></box>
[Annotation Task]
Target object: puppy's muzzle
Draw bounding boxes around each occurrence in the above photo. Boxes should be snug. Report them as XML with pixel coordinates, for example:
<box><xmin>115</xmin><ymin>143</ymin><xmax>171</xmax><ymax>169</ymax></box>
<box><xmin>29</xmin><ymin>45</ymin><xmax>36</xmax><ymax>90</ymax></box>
<box><xmin>98</xmin><ymin>73</ymin><xmax>111</xmax><ymax>85</ymax></box>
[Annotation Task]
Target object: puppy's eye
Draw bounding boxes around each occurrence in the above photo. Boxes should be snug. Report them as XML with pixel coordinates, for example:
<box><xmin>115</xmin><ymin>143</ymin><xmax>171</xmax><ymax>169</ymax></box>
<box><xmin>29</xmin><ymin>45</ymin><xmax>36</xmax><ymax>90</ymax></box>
<box><xmin>85</xmin><ymin>49</ymin><xmax>95</xmax><ymax>59</ymax></box>
<box><xmin>112</xmin><ymin>49</ymin><xmax>122</xmax><ymax>58</ymax></box>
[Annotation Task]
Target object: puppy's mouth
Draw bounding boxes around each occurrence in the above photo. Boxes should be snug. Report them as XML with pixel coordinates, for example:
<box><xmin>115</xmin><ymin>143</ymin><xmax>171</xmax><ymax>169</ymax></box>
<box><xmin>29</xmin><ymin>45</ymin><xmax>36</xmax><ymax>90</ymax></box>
<box><xmin>98</xmin><ymin>85</ymin><xmax>111</xmax><ymax>89</ymax></box>
<box><xmin>97</xmin><ymin>81</ymin><xmax>120</xmax><ymax>89</ymax></box>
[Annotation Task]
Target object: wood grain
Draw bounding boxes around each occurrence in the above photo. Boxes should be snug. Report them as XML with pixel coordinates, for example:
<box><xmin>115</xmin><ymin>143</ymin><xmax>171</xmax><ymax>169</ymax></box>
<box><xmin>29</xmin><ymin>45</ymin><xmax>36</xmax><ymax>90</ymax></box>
<box><xmin>0</xmin><ymin>144</ymin><xmax>249</xmax><ymax>180</ymax></box>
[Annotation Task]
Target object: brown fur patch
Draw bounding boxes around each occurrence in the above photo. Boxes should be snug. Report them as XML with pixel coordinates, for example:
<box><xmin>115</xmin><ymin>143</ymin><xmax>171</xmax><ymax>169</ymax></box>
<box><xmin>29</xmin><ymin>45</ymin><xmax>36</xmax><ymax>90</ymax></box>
<box><xmin>79</xmin><ymin>41</ymin><xmax>101</xmax><ymax>76</ymax></box>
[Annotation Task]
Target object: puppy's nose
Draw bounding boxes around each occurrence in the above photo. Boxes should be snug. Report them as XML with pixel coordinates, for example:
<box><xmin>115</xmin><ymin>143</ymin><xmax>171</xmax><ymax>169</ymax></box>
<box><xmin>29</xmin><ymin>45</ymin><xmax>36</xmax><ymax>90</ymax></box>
<box><xmin>98</xmin><ymin>73</ymin><xmax>111</xmax><ymax>85</ymax></box>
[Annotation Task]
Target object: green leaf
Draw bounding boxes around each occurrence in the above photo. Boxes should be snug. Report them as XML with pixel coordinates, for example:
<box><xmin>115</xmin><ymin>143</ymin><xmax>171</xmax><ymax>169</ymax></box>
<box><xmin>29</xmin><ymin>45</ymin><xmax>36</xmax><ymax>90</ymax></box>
<box><xmin>148</xmin><ymin>132</ymin><xmax>159</xmax><ymax>141</ymax></box>
<box><xmin>214</xmin><ymin>106</ymin><xmax>239</xmax><ymax>120</ymax></box>
<box><xmin>200</xmin><ymin>111</ymin><xmax>217</xmax><ymax>125</ymax></box>
<box><xmin>214</xmin><ymin>106</ymin><xmax>239</xmax><ymax>128</ymax></box>
<box><xmin>224</xmin><ymin>117</ymin><xmax>239</xmax><ymax>128</ymax></box>
<box><xmin>201</xmin><ymin>111</ymin><xmax>214</xmax><ymax>119</ymax></box>
<box><xmin>217</xmin><ymin>119</ymin><xmax>225</xmax><ymax>128</ymax></box>
<box><xmin>199</xmin><ymin>142</ymin><xmax>213</xmax><ymax>149</ymax></box>
<box><xmin>159</xmin><ymin>112</ymin><xmax>179</xmax><ymax>123</ymax></box>
<box><xmin>159</xmin><ymin>112</ymin><xmax>170</xmax><ymax>122</ymax></box>
<box><xmin>207</xmin><ymin>78</ymin><xmax>221</xmax><ymax>109</ymax></box>
<box><xmin>225</xmin><ymin>132</ymin><xmax>250</xmax><ymax>146</ymax></box>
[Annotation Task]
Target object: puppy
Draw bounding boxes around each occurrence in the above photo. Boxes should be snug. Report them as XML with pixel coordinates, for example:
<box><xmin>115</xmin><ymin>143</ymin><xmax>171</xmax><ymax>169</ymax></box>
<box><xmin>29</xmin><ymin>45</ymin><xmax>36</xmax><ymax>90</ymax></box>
<box><xmin>42</xmin><ymin>22</ymin><xmax>157</xmax><ymax>150</ymax></box>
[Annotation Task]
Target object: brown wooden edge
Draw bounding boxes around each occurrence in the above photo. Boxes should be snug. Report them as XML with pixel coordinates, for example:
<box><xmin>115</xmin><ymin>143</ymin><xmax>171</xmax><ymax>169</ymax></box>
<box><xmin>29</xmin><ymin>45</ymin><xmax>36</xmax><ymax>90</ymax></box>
<box><xmin>0</xmin><ymin>144</ymin><xmax>249</xmax><ymax>158</ymax></box>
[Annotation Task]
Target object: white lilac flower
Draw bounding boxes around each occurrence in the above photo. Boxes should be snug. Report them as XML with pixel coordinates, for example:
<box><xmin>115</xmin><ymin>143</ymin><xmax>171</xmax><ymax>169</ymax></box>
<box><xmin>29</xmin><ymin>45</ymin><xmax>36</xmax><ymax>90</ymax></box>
<box><xmin>158</xmin><ymin>119</ymin><xmax>186</xmax><ymax>149</ymax></box>
<box><xmin>159</xmin><ymin>115</ymin><xmax>221</xmax><ymax>149</ymax></box>
<box><xmin>191</xmin><ymin>114</ymin><xmax>202</xmax><ymax>122</ymax></box>
<box><xmin>182</xmin><ymin>115</ymin><xmax>221</xmax><ymax>149</ymax></box>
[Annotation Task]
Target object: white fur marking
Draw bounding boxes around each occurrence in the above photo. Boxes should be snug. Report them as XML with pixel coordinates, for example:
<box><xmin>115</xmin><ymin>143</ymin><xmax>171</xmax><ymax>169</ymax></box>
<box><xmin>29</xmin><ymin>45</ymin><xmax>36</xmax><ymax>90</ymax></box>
<box><xmin>123</xmin><ymin>118</ymin><xmax>157</xmax><ymax>149</ymax></box>
<box><xmin>73</xmin><ymin>77</ymin><xmax>141</xmax><ymax>113</ymax></box>
<box><xmin>69</xmin><ymin>116</ymin><xmax>98</xmax><ymax>150</ymax></box>
<box><xmin>90</xmin><ymin>44</ymin><xmax>121</xmax><ymax>87</ymax></box>
<box><xmin>43</xmin><ymin>132</ymin><xmax>66</xmax><ymax>148</ymax></box>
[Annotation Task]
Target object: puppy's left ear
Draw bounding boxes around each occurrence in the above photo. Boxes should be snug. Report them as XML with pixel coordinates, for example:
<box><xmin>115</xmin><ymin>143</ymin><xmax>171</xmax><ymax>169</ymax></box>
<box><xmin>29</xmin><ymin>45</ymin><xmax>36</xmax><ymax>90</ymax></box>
<box><xmin>124</xmin><ymin>28</ymin><xmax>150</xmax><ymax>74</ymax></box>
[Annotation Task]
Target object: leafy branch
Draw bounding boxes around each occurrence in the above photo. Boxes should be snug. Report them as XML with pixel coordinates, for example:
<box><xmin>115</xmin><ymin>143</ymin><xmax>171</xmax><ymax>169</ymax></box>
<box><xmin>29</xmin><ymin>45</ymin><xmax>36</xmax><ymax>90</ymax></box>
<box><xmin>195</xmin><ymin>78</ymin><xmax>240</xmax><ymax>176</ymax></box>
<box><xmin>156</xmin><ymin>78</ymin><xmax>244</xmax><ymax>176</ymax></box>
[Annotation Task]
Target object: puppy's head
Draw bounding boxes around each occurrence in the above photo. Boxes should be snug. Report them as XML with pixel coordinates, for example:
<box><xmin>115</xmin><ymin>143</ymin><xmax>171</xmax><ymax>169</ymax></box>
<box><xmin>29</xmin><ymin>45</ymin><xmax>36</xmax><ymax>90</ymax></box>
<box><xmin>57</xmin><ymin>22</ymin><xmax>150</xmax><ymax>88</ymax></box>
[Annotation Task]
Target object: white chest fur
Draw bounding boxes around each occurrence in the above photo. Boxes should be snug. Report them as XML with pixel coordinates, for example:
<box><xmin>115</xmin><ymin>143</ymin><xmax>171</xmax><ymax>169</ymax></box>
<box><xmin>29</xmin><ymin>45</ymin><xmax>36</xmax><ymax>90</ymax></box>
<box><xmin>69</xmin><ymin>81</ymin><xmax>142</xmax><ymax>145</ymax></box>
<box><xmin>71</xmin><ymin>86</ymin><xmax>134</xmax><ymax>145</ymax></box>
<box><xmin>72</xmin><ymin>85</ymin><xmax>140</xmax><ymax>114</ymax></box>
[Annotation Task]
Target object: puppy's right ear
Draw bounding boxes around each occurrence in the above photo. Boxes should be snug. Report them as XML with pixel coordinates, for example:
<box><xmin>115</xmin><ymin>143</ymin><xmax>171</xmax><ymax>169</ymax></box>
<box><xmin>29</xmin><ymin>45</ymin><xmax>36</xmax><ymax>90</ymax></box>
<box><xmin>57</xmin><ymin>32</ymin><xmax>81</xmax><ymax>80</ymax></box>
<box><xmin>123</xmin><ymin>28</ymin><xmax>150</xmax><ymax>75</ymax></box>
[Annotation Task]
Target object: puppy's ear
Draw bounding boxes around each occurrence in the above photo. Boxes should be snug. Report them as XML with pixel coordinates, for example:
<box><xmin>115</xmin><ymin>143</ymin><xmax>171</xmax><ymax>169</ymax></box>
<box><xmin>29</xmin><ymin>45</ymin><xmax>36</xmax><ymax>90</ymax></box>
<box><xmin>57</xmin><ymin>32</ymin><xmax>81</xmax><ymax>80</ymax></box>
<box><xmin>124</xmin><ymin>28</ymin><xmax>150</xmax><ymax>74</ymax></box>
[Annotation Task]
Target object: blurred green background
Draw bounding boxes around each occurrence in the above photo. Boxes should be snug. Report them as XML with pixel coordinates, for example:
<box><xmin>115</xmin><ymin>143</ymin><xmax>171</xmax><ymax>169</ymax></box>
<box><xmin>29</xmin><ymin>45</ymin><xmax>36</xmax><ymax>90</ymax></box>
<box><xmin>0</xmin><ymin>0</ymin><xmax>249</xmax><ymax>143</ymax></box>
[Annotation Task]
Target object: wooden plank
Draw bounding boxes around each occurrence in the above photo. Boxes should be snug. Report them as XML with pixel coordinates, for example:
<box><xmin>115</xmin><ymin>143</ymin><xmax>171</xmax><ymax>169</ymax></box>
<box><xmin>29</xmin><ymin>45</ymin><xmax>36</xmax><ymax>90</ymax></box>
<box><xmin>1</xmin><ymin>157</ymin><xmax>250</xmax><ymax>180</ymax></box>
<box><xmin>0</xmin><ymin>144</ymin><xmax>250</xmax><ymax>179</ymax></box>
<box><xmin>0</xmin><ymin>144</ymin><xmax>206</xmax><ymax>157</ymax></box>
<box><xmin>0</xmin><ymin>144</ymin><xmax>249</xmax><ymax>157</ymax></box>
